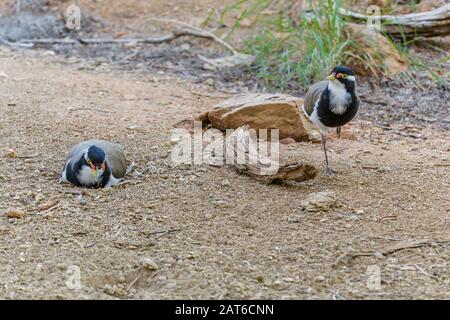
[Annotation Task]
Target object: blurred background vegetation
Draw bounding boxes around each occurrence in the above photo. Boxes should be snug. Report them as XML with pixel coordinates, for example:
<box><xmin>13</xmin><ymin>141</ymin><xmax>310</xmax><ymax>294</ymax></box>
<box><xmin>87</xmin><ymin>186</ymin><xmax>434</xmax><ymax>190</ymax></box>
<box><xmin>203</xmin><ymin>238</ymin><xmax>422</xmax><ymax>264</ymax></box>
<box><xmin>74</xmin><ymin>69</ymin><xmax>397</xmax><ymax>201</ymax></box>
<box><xmin>205</xmin><ymin>0</ymin><xmax>449</xmax><ymax>90</ymax></box>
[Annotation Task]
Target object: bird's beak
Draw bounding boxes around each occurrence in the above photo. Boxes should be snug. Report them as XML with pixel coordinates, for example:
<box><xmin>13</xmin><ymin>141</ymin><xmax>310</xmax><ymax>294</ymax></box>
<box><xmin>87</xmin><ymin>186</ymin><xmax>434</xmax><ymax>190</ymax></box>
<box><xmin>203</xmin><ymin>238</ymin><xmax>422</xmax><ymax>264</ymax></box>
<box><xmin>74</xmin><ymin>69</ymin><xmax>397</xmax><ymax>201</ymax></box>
<box><xmin>94</xmin><ymin>164</ymin><xmax>105</xmax><ymax>178</ymax></box>
<box><xmin>327</xmin><ymin>74</ymin><xmax>336</xmax><ymax>80</ymax></box>
<box><xmin>90</xmin><ymin>164</ymin><xmax>97</xmax><ymax>177</ymax></box>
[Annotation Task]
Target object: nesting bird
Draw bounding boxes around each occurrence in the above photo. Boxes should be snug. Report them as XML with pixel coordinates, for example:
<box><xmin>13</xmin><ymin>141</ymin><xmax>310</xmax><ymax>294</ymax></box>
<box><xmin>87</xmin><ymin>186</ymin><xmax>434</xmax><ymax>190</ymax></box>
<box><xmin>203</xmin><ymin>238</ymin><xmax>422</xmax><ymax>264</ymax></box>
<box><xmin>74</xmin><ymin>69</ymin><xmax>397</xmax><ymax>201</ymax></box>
<box><xmin>303</xmin><ymin>66</ymin><xmax>359</xmax><ymax>173</ymax></box>
<box><xmin>61</xmin><ymin>140</ymin><xmax>127</xmax><ymax>188</ymax></box>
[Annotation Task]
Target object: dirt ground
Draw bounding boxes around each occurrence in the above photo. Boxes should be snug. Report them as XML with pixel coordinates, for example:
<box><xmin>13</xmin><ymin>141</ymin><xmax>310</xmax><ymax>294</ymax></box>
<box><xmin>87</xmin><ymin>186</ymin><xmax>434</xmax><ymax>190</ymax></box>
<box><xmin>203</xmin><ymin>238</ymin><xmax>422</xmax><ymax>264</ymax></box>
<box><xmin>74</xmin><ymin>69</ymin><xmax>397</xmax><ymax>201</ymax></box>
<box><xmin>0</xmin><ymin>0</ymin><xmax>449</xmax><ymax>300</ymax></box>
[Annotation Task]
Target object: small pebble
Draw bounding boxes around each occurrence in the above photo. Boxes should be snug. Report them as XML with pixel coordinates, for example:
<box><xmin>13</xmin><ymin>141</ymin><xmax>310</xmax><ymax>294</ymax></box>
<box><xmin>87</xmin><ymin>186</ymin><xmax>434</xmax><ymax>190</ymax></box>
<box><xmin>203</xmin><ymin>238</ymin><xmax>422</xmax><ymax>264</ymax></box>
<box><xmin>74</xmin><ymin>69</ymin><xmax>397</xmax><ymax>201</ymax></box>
<box><xmin>271</xmin><ymin>280</ymin><xmax>283</xmax><ymax>289</ymax></box>
<box><xmin>142</xmin><ymin>257</ymin><xmax>158</xmax><ymax>270</ymax></box>
<box><xmin>314</xmin><ymin>275</ymin><xmax>326</xmax><ymax>282</ymax></box>
<box><xmin>56</xmin><ymin>263</ymin><xmax>67</xmax><ymax>271</ymax></box>
<box><xmin>5</xmin><ymin>209</ymin><xmax>25</xmax><ymax>219</ymax></box>
<box><xmin>221</xmin><ymin>180</ymin><xmax>231</xmax><ymax>187</ymax></box>
<box><xmin>180</xmin><ymin>43</ymin><xmax>191</xmax><ymax>51</ymax></box>
<box><xmin>6</xmin><ymin>148</ymin><xmax>17</xmax><ymax>158</ymax></box>
<box><xmin>166</xmin><ymin>282</ymin><xmax>177</xmax><ymax>289</ymax></box>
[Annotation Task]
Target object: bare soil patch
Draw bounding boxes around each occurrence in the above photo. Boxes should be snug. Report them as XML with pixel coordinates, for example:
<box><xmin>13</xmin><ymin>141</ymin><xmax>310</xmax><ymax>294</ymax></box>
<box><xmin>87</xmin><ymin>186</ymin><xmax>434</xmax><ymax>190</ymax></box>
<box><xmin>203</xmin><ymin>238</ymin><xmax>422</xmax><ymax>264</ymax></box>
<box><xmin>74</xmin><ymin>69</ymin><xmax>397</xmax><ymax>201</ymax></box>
<box><xmin>0</xmin><ymin>0</ymin><xmax>449</xmax><ymax>299</ymax></box>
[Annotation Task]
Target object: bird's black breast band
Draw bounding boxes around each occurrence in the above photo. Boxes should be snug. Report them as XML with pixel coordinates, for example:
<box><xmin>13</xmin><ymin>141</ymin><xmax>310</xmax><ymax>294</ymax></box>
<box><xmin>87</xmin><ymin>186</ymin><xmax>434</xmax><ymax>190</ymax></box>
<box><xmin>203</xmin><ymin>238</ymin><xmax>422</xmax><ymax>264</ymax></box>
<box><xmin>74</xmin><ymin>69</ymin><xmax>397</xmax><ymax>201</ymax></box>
<box><xmin>317</xmin><ymin>88</ymin><xmax>359</xmax><ymax>128</ymax></box>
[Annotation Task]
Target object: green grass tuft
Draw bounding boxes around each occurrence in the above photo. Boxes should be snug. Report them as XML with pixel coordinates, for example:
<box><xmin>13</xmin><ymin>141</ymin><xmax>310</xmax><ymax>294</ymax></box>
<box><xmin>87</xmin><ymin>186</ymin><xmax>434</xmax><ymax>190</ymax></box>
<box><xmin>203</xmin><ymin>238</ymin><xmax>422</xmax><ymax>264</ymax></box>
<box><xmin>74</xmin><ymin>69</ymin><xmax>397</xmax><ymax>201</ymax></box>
<box><xmin>224</xmin><ymin>0</ymin><xmax>356</xmax><ymax>90</ymax></box>
<box><xmin>218</xmin><ymin>0</ymin><xmax>448</xmax><ymax>90</ymax></box>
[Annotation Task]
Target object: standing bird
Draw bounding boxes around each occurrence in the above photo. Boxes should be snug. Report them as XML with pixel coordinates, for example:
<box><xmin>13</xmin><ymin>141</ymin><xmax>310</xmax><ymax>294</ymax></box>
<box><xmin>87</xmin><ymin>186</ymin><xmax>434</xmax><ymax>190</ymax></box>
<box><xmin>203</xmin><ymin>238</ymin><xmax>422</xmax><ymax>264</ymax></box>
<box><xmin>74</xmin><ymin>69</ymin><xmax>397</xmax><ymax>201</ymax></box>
<box><xmin>303</xmin><ymin>66</ymin><xmax>359</xmax><ymax>174</ymax></box>
<box><xmin>61</xmin><ymin>140</ymin><xmax>127</xmax><ymax>188</ymax></box>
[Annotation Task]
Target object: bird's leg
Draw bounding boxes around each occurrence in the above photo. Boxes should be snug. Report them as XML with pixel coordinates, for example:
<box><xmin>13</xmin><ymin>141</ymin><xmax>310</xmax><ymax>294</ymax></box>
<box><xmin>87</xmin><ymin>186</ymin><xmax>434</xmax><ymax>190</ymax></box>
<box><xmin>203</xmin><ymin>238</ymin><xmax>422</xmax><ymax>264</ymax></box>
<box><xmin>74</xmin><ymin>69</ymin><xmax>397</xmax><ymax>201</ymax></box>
<box><xmin>336</xmin><ymin>126</ymin><xmax>341</xmax><ymax>139</ymax></box>
<box><xmin>321</xmin><ymin>133</ymin><xmax>334</xmax><ymax>175</ymax></box>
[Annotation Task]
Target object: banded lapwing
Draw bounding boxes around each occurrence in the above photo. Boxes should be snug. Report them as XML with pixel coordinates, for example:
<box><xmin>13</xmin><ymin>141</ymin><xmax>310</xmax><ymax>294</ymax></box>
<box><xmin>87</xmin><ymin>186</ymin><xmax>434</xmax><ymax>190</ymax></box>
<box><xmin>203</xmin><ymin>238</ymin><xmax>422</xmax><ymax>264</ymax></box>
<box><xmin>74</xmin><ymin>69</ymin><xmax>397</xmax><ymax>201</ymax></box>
<box><xmin>61</xmin><ymin>140</ymin><xmax>127</xmax><ymax>188</ymax></box>
<box><xmin>303</xmin><ymin>66</ymin><xmax>359</xmax><ymax>173</ymax></box>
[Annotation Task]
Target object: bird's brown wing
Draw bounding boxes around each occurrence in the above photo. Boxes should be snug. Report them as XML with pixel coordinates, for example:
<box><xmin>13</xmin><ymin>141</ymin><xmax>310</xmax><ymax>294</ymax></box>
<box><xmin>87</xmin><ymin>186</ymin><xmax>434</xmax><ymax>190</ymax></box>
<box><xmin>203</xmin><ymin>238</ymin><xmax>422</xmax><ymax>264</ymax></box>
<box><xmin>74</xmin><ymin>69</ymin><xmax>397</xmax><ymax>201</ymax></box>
<box><xmin>303</xmin><ymin>81</ymin><xmax>328</xmax><ymax>116</ymax></box>
<box><xmin>66</xmin><ymin>142</ymin><xmax>86</xmax><ymax>165</ymax></box>
<box><xmin>92</xmin><ymin>140</ymin><xmax>127</xmax><ymax>178</ymax></box>
<box><xmin>67</xmin><ymin>140</ymin><xmax>127</xmax><ymax>178</ymax></box>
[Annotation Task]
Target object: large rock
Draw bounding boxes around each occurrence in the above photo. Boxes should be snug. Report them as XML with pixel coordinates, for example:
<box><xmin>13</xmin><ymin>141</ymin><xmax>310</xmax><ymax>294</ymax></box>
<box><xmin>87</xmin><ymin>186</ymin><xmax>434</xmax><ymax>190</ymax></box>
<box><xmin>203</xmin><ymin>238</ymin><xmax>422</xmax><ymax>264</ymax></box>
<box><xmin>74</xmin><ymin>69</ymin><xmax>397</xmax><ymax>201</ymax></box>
<box><xmin>345</xmin><ymin>23</ymin><xmax>408</xmax><ymax>77</ymax></box>
<box><xmin>300</xmin><ymin>191</ymin><xmax>338</xmax><ymax>212</ymax></box>
<box><xmin>197</xmin><ymin>93</ymin><xmax>320</xmax><ymax>142</ymax></box>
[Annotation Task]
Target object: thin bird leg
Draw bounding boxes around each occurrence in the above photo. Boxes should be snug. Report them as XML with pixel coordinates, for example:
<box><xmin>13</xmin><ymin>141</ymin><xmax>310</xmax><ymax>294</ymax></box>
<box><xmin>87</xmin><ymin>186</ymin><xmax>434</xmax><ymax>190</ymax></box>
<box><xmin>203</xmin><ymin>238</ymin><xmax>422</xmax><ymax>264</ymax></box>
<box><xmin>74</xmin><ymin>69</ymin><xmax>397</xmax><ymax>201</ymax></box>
<box><xmin>321</xmin><ymin>133</ymin><xmax>332</xmax><ymax>174</ymax></box>
<box><xmin>336</xmin><ymin>126</ymin><xmax>341</xmax><ymax>138</ymax></box>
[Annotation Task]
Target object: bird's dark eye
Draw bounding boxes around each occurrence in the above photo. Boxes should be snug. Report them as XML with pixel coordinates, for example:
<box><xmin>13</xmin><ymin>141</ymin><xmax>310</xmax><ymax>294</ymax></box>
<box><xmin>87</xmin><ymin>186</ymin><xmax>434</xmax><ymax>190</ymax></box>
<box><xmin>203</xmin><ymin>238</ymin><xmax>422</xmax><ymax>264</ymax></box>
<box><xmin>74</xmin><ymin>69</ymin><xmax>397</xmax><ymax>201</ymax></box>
<box><xmin>341</xmin><ymin>74</ymin><xmax>348</xmax><ymax>79</ymax></box>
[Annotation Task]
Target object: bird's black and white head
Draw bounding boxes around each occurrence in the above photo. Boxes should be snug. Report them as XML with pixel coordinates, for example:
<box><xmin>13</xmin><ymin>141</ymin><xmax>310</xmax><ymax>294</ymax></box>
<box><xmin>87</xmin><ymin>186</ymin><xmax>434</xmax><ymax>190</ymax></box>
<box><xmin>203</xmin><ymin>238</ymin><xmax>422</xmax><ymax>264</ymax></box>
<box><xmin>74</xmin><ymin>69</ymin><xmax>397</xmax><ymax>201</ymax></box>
<box><xmin>61</xmin><ymin>140</ymin><xmax>126</xmax><ymax>188</ymax></box>
<box><xmin>81</xmin><ymin>145</ymin><xmax>107</xmax><ymax>182</ymax></box>
<box><xmin>327</xmin><ymin>66</ymin><xmax>356</xmax><ymax>91</ymax></box>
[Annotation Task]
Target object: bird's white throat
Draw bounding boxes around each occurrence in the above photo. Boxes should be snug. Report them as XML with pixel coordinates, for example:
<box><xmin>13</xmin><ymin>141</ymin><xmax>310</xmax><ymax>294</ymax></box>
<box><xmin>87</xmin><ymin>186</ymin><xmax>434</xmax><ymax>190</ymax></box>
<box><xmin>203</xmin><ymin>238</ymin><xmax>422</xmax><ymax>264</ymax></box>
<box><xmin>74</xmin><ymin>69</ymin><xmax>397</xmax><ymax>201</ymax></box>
<box><xmin>328</xmin><ymin>80</ymin><xmax>351</xmax><ymax>115</ymax></box>
<box><xmin>77</xmin><ymin>165</ymin><xmax>104</xmax><ymax>185</ymax></box>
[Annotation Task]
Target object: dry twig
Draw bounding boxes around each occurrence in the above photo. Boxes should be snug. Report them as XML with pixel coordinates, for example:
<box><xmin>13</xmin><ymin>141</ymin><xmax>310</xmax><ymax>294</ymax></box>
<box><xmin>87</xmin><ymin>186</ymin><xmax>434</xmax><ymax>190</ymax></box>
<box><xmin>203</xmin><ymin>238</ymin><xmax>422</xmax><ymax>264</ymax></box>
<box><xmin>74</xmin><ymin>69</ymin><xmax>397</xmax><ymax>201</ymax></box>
<box><xmin>28</xmin><ymin>199</ymin><xmax>60</xmax><ymax>213</ymax></box>
<box><xmin>334</xmin><ymin>238</ymin><xmax>450</xmax><ymax>265</ymax></box>
<box><xmin>147</xmin><ymin>17</ymin><xmax>238</xmax><ymax>54</ymax></box>
<box><xmin>9</xmin><ymin>28</ymin><xmax>219</xmax><ymax>46</ymax></box>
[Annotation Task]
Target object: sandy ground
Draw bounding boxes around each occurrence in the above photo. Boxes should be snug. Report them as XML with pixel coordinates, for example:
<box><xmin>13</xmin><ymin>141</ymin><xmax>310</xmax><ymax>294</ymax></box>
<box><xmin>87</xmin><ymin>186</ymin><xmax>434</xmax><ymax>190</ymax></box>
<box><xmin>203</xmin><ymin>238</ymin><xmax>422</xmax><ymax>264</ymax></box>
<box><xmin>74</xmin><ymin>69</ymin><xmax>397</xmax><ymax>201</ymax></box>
<box><xmin>0</xmin><ymin>0</ymin><xmax>449</xmax><ymax>301</ymax></box>
<box><xmin>0</xmin><ymin>46</ymin><xmax>449</xmax><ymax>299</ymax></box>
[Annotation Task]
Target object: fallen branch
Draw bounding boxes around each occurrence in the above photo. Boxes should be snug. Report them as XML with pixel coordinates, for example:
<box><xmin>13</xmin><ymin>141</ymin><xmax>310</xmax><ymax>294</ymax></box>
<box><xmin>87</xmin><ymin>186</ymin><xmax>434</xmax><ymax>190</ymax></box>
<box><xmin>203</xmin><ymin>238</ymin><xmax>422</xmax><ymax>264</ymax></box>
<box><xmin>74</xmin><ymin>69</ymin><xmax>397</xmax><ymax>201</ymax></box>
<box><xmin>112</xmin><ymin>240</ymin><xmax>156</xmax><ymax>250</ymax></box>
<box><xmin>126</xmin><ymin>273</ymin><xmax>142</xmax><ymax>292</ymax></box>
<box><xmin>339</xmin><ymin>4</ymin><xmax>450</xmax><ymax>38</ymax></box>
<box><xmin>28</xmin><ymin>199</ymin><xmax>60</xmax><ymax>213</ymax></box>
<box><xmin>2</xmin><ymin>154</ymin><xmax>38</xmax><ymax>159</ymax></box>
<box><xmin>144</xmin><ymin>228</ymin><xmax>182</xmax><ymax>236</ymax></box>
<box><xmin>0</xmin><ymin>40</ymin><xmax>34</xmax><ymax>48</ymax></box>
<box><xmin>114</xmin><ymin>50</ymin><xmax>139</xmax><ymax>64</ymax></box>
<box><xmin>7</xmin><ymin>28</ymin><xmax>216</xmax><ymax>46</ymax></box>
<box><xmin>147</xmin><ymin>17</ymin><xmax>238</xmax><ymax>54</ymax></box>
<box><xmin>155</xmin><ymin>229</ymin><xmax>181</xmax><ymax>240</ymax></box>
<box><xmin>414</xmin><ymin>264</ymin><xmax>436</xmax><ymax>279</ymax></box>
<box><xmin>433</xmin><ymin>163</ymin><xmax>450</xmax><ymax>167</ymax></box>
<box><xmin>334</xmin><ymin>238</ymin><xmax>450</xmax><ymax>265</ymax></box>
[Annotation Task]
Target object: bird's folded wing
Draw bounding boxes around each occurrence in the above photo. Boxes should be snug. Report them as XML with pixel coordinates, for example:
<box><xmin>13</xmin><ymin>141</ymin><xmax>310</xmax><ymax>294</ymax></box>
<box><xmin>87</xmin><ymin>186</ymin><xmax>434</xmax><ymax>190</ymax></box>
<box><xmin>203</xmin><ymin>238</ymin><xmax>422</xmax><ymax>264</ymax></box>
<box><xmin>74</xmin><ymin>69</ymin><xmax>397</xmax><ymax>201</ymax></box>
<box><xmin>66</xmin><ymin>140</ymin><xmax>127</xmax><ymax>178</ymax></box>
<box><xmin>66</xmin><ymin>140</ymin><xmax>93</xmax><ymax>164</ymax></box>
<box><xmin>303</xmin><ymin>81</ymin><xmax>328</xmax><ymax>116</ymax></box>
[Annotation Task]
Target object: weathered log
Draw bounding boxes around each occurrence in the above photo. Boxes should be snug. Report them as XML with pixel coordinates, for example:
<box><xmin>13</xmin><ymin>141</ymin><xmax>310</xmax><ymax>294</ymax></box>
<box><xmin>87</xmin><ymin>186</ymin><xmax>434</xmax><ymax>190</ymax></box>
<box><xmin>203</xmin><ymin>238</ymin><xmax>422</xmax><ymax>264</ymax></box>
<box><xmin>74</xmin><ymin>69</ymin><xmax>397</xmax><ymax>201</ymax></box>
<box><xmin>339</xmin><ymin>4</ymin><xmax>450</xmax><ymax>38</ymax></box>
<box><xmin>225</xmin><ymin>126</ymin><xmax>318</xmax><ymax>183</ymax></box>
